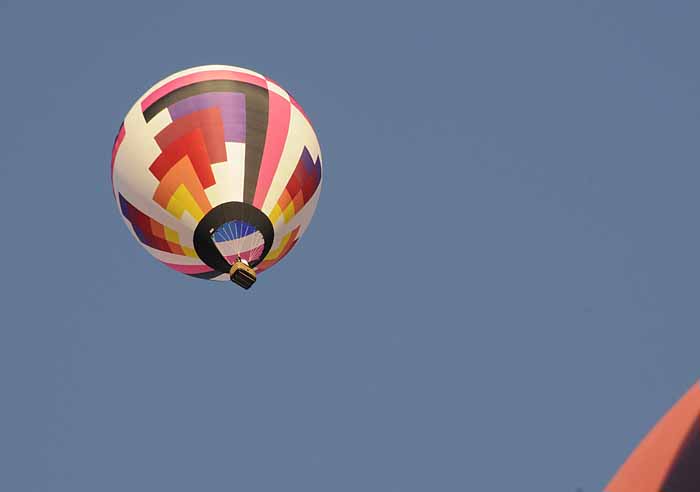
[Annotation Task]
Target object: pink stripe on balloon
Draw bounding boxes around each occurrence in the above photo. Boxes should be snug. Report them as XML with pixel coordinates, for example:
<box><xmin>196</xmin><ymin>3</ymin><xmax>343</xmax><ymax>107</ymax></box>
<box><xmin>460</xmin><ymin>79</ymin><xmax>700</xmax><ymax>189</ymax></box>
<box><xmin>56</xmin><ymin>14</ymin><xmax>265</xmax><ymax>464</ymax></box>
<box><xmin>141</xmin><ymin>69</ymin><xmax>267</xmax><ymax>112</ymax></box>
<box><xmin>111</xmin><ymin>125</ymin><xmax>125</xmax><ymax>175</ymax></box>
<box><xmin>290</xmin><ymin>95</ymin><xmax>313</xmax><ymax>126</ymax></box>
<box><xmin>225</xmin><ymin>243</ymin><xmax>265</xmax><ymax>263</ymax></box>
<box><xmin>162</xmin><ymin>262</ymin><xmax>213</xmax><ymax>274</ymax></box>
<box><xmin>110</xmin><ymin>124</ymin><xmax>126</xmax><ymax>195</ymax></box>
<box><xmin>253</xmin><ymin>90</ymin><xmax>291</xmax><ymax>208</ymax></box>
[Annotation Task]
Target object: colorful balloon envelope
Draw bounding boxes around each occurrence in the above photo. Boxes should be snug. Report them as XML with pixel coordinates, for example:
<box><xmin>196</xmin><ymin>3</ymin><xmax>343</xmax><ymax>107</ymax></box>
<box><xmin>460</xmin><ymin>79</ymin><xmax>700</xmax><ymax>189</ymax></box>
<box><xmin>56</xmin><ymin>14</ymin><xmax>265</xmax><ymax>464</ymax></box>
<box><xmin>111</xmin><ymin>65</ymin><xmax>322</xmax><ymax>288</ymax></box>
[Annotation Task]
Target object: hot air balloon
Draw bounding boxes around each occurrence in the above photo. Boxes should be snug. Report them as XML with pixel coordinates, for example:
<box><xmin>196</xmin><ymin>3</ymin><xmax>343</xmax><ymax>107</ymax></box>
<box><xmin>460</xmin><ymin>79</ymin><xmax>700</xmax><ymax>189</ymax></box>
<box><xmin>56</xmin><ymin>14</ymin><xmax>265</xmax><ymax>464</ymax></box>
<box><xmin>111</xmin><ymin>65</ymin><xmax>322</xmax><ymax>289</ymax></box>
<box><xmin>605</xmin><ymin>381</ymin><xmax>700</xmax><ymax>492</ymax></box>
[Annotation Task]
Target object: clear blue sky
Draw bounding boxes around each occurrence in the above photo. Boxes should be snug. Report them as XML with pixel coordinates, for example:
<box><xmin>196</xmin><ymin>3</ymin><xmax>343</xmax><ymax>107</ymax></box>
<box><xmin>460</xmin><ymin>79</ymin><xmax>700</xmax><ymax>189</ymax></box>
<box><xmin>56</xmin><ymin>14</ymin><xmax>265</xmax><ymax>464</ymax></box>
<box><xmin>1</xmin><ymin>1</ymin><xmax>699</xmax><ymax>490</ymax></box>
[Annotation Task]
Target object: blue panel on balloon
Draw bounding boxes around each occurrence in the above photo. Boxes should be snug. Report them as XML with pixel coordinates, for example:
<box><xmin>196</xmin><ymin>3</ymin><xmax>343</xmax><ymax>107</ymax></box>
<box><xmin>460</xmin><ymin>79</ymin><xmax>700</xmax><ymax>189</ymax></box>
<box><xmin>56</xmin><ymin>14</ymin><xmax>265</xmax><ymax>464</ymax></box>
<box><xmin>212</xmin><ymin>220</ymin><xmax>257</xmax><ymax>242</ymax></box>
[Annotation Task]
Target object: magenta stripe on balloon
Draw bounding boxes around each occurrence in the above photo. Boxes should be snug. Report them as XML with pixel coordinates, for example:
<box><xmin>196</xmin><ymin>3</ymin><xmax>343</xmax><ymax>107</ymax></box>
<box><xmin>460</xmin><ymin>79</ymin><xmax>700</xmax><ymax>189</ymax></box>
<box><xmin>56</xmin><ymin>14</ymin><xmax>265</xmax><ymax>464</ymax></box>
<box><xmin>253</xmin><ymin>90</ymin><xmax>291</xmax><ymax>208</ymax></box>
<box><xmin>141</xmin><ymin>69</ymin><xmax>267</xmax><ymax>113</ymax></box>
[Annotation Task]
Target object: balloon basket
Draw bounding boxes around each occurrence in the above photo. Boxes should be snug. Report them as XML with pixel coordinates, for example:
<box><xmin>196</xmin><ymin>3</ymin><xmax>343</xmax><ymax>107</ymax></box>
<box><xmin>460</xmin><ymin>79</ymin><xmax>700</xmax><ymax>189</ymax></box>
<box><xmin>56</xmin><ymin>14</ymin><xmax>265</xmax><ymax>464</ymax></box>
<box><xmin>229</xmin><ymin>261</ymin><xmax>257</xmax><ymax>289</ymax></box>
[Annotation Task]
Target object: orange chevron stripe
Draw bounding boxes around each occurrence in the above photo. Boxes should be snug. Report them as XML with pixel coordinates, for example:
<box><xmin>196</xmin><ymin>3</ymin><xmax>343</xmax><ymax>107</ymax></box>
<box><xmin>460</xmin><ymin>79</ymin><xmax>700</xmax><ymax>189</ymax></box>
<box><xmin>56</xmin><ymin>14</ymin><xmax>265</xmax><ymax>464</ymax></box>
<box><xmin>153</xmin><ymin>156</ymin><xmax>212</xmax><ymax>215</ymax></box>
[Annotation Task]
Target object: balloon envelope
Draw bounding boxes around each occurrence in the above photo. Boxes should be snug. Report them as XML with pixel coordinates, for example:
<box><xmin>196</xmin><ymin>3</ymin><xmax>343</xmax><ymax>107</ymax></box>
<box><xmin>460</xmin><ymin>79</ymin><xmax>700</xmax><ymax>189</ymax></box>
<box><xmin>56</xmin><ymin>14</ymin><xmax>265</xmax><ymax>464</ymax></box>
<box><xmin>111</xmin><ymin>65</ymin><xmax>322</xmax><ymax>283</ymax></box>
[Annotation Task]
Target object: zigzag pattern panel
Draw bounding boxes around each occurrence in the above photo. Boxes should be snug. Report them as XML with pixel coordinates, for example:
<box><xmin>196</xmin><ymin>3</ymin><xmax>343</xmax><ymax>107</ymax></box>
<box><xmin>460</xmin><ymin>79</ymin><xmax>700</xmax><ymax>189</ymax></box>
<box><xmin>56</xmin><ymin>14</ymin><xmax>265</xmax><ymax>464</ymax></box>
<box><xmin>268</xmin><ymin>147</ymin><xmax>321</xmax><ymax>224</ymax></box>
<box><xmin>257</xmin><ymin>227</ymin><xmax>300</xmax><ymax>273</ymax></box>
<box><xmin>119</xmin><ymin>194</ymin><xmax>196</xmax><ymax>257</ymax></box>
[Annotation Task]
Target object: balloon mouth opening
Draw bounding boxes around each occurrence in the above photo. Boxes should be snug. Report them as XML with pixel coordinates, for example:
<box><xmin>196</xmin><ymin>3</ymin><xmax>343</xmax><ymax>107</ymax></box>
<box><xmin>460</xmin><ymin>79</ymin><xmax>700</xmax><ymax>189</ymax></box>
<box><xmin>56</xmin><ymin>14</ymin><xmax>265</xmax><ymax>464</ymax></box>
<box><xmin>211</xmin><ymin>220</ymin><xmax>266</xmax><ymax>265</ymax></box>
<box><xmin>193</xmin><ymin>201</ymin><xmax>275</xmax><ymax>283</ymax></box>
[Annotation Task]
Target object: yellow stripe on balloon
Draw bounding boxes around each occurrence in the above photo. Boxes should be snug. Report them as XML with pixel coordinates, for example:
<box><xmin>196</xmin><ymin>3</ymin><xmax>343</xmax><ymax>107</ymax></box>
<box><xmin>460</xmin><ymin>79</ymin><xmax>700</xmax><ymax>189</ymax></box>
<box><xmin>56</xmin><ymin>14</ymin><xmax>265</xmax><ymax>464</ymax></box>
<box><xmin>166</xmin><ymin>184</ymin><xmax>205</xmax><ymax>221</ymax></box>
<box><xmin>164</xmin><ymin>227</ymin><xmax>180</xmax><ymax>243</ymax></box>
<box><xmin>282</xmin><ymin>203</ymin><xmax>296</xmax><ymax>222</ymax></box>
<box><xmin>183</xmin><ymin>247</ymin><xmax>198</xmax><ymax>258</ymax></box>
<box><xmin>265</xmin><ymin>231</ymin><xmax>293</xmax><ymax>261</ymax></box>
<box><xmin>269</xmin><ymin>204</ymin><xmax>283</xmax><ymax>225</ymax></box>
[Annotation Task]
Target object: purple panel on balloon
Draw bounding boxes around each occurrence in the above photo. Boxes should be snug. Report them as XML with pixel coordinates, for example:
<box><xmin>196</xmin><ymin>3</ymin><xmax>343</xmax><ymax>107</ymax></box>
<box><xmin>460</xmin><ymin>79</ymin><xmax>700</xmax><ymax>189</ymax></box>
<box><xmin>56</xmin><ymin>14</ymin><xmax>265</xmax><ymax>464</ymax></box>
<box><xmin>168</xmin><ymin>92</ymin><xmax>246</xmax><ymax>143</ymax></box>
